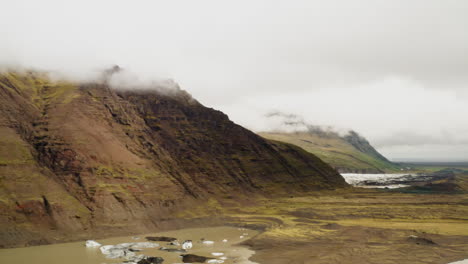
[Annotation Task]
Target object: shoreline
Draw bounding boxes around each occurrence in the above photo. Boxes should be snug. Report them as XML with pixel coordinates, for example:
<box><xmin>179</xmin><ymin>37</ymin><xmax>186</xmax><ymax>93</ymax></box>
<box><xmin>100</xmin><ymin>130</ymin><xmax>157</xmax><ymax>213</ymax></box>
<box><xmin>0</xmin><ymin>226</ymin><xmax>261</xmax><ymax>264</ymax></box>
<box><xmin>2</xmin><ymin>186</ymin><xmax>467</xmax><ymax>264</ymax></box>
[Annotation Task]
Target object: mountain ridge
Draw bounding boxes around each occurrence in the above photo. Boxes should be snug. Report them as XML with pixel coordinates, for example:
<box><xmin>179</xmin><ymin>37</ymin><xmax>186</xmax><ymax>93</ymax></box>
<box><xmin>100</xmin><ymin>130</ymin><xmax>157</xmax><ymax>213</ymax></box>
<box><xmin>259</xmin><ymin>129</ymin><xmax>398</xmax><ymax>173</ymax></box>
<box><xmin>0</xmin><ymin>70</ymin><xmax>346</xmax><ymax>248</ymax></box>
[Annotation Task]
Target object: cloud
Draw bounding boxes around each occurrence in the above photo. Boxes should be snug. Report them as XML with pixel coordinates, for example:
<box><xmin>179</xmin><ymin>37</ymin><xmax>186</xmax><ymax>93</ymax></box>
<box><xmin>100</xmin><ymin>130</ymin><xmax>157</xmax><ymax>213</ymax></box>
<box><xmin>105</xmin><ymin>66</ymin><xmax>182</xmax><ymax>95</ymax></box>
<box><xmin>373</xmin><ymin>131</ymin><xmax>468</xmax><ymax>148</ymax></box>
<box><xmin>262</xmin><ymin>111</ymin><xmax>348</xmax><ymax>137</ymax></box>
<box><xmin>0</xmin><ymin>0</ymin><xmax>467</xmax><ymax>161</ymax></box>
<box><xmin>215</xmin><ymin>76</ymin><xmax>468</xmax><ymax>161</ymax></box>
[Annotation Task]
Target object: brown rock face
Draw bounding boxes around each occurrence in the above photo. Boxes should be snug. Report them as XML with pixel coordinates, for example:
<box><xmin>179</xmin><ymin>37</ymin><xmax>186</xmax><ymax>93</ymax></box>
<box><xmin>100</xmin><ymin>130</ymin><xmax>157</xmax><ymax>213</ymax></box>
<box><xmin>0</xmin><ymin>71</ymin><xmax>346</xmax><ymax>248</ymax></box>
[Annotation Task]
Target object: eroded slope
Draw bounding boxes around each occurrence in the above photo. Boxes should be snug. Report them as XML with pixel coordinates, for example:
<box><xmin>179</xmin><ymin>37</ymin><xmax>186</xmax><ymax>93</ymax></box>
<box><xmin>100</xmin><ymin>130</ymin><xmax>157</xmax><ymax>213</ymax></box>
<box><xmin>0</xmin><ymin>71</ymin><xmax>346</xmax><ymax>247</ymax></box>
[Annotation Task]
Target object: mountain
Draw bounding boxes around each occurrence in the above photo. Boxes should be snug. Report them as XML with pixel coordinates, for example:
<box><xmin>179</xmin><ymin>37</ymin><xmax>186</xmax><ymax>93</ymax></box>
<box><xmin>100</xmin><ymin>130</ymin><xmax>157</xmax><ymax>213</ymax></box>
<box><xmin>259</xmin><ymin>129</ymin><xmax>398</xmax><ymax>173</ymax></box>
<box><xmin>0</xmin><ymin>70</ymin><xmax>346</xmax><ymax>248</ymax></box>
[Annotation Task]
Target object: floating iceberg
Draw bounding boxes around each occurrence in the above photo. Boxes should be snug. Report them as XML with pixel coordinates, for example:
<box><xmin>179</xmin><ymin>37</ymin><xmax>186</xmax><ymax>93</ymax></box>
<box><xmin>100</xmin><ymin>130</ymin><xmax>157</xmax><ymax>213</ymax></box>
<box><xmin>85</xmin><ymin>240</ymin><xmax>102</xmax><ymax>247</ymax></box>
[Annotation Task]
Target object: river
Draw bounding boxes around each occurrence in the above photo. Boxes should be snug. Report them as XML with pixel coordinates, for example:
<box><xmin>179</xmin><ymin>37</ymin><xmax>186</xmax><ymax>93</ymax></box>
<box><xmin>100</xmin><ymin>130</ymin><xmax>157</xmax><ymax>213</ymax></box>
<box><xmin>340</xmin><ymin>173</ymin><xmax>413</xmax><ymax>188</ymax></box>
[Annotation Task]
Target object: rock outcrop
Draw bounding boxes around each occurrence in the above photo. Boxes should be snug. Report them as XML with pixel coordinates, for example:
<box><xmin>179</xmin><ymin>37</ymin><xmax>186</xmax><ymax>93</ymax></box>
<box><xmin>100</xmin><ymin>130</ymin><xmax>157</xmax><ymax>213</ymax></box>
<box><xmin>0</xmin><ymin>70</ymin><xmax>347</xmax><ymax>248</ymax></box>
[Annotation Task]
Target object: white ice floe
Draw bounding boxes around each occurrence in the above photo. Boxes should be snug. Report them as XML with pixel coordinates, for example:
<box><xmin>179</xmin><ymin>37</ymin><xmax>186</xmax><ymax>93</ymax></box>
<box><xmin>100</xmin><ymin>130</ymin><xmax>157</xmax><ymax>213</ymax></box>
<box><xmin>448</xmin><ymin>260</ymin><xmax>468</xmax><ymax>264</ymax></box>
<box><xmin>131</xmin><ymin>242</ymin><xmax>160</xmax><ymax>249</ymax></box>
<box><xmin>100</xmin><ymin>245</ymin><xmax>114</xmax><ymax>254</ymax></box>
<box><xmin>182</xmin><ymin>240</ymin><xmax>193</xmax><ymax>249</ymax></box>
<box><xmin>207</xmin><ymin>260</ymin><xmax>225</xmax><ymax>263</ymax></box>
<box><xmin>211</xmin><ymin>252</ymin><xmax>224</xmax><ymax>256</ymax></box>
<box><xmin>120</xmin><ymin>254</ymin><xmax>145</xmax><ymax>264</ymax></box>
<box><xmin>85</xmin><ymin>240</ymin><xmax>102</xmax><ymax>247</ymax></box>
<box><xmin>222</xmin><ymin>239</ymin><xmax>228</xmax><ymax>242</ymax></box>
<box><xmin>239</xmin><ymin>236</ymin><xmax>244</xmax><ymax>239</ymax></box>
<box><xmin>202</xmin><ymin>240</ymin><xmax>215</xmax><ymax>245</ymax></box>
<box><xmin>100</xmin><ymin>245</ymin><xmax>136</xmax><ymax>259</ymax></box>
<box><xmin>99</xmin><ymin>242</ymin><xmax>159</xmax><ymax>259</ymax></box>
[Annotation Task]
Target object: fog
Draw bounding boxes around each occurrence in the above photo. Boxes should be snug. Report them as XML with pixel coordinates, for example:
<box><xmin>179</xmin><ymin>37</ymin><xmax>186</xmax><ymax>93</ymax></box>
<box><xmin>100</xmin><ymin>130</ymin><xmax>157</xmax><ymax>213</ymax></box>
<box><xmin>1</xmin><ymin>0</ymin><xmax>467</xmax><ymax>161</ymax></box>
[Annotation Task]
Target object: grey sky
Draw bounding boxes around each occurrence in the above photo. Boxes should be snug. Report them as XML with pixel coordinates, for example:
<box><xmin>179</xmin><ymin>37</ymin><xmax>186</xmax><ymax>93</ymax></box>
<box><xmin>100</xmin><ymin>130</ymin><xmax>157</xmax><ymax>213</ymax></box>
<box><xmin>1</xmin><ymin>0</ymin><xmax>468</xmax><ymax>161</ymax></box>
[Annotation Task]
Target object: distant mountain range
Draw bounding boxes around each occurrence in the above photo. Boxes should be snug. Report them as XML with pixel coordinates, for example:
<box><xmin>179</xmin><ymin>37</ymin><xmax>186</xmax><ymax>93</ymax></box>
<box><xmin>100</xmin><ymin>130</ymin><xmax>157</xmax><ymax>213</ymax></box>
<box><xmin>260</xmin><ymin>129</ymin><xmax>399</xmax><ymax>173</ymax></box>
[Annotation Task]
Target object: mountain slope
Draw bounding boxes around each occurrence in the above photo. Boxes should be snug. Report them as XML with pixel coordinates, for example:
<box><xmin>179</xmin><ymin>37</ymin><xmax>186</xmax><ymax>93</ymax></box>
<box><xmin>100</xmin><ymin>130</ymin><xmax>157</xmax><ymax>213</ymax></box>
<box><xmin>259</xmin><ymin>130</ymin><xmax>398</xmax><ymax>173</ymax></box>
<box><xmin>0</xmin><ymin>70</ymin><xmax>346</xmax><ymax>247</ymax></box>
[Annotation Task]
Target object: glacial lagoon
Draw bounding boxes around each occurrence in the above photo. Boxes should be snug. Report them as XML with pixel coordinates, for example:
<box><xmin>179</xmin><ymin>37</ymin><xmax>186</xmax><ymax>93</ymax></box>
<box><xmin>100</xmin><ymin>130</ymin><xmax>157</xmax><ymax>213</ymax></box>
<box><xmin>0</xmin><ymin>226</ymin><xmax>259</xmax><ymax>264</ymax></box>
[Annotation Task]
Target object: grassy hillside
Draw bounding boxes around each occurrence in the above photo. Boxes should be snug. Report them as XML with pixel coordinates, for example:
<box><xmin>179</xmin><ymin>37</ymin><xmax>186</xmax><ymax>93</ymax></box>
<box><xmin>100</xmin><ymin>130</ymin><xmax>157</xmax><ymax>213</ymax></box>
<box><xmin>0</xmin><ymin>70</ymin><xmax>346</xmax><ymax>248</ymax></box>
<box><xmin>260</xmin><ymin>131</ymin><xmax>399</xmax><ymax>173</ymax></box>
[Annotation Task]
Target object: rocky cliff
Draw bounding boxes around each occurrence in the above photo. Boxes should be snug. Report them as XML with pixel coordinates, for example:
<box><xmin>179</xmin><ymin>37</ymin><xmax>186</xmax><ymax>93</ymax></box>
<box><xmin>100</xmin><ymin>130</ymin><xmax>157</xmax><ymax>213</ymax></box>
<box><xmin>0</xmin><ymin>70</ymin><xmax>346</xmax><ymax>248</ymax></box>
<box><xmin>343</xmin><ymin>131</ymin><xmax>391</xmax><ymax>164</ymax></box>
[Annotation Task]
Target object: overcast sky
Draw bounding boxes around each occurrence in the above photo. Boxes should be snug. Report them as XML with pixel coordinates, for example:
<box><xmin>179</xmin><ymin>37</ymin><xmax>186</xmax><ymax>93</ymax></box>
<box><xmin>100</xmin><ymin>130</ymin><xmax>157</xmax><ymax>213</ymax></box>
<box><xmin>1</xmin><ymin>0</ymin><xmax>468</xmax><ymax>161</ymax></box>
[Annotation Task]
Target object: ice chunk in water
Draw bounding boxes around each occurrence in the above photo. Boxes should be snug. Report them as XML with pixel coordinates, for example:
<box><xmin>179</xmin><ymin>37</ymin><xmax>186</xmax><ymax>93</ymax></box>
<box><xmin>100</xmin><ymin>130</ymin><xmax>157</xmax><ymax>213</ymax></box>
<box><xmin>85</xmin><ymin>240</ymin><xmax>102</xmax><ymax>247</ymax></box>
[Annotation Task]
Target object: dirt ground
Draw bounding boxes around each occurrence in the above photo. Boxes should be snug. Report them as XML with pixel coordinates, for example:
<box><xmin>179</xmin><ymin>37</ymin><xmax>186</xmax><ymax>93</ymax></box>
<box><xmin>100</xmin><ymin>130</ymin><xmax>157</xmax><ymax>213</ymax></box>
<box><xmin>213</xmin><ymin>187</ymin><xmax>468</xmax><ymax>264</ymax></box>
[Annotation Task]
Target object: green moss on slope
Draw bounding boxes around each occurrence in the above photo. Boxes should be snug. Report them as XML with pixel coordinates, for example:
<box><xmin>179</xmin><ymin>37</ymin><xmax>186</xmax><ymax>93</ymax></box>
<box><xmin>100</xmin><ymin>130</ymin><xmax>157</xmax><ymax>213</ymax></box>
<box><xmin>260</xmin><ymin>131</ymin><xmax>399</xmax><ymax>173</ymax></box>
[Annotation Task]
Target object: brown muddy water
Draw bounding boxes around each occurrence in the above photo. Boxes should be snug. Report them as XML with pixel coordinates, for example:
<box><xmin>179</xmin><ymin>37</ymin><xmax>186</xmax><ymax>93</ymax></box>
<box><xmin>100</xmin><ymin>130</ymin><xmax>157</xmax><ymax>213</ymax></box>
<box><xmin>0</xmin><ymin>226</ymin><xmax>259</xmax><ymax>264</ymax></box>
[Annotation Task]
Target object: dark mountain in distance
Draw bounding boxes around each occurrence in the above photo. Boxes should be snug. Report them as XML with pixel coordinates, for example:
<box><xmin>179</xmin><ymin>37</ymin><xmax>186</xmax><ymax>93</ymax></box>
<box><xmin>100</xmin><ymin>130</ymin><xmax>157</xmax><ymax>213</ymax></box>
<box><xmin>0</xmin><ymin>70</ymin><xmax>347</xmax><ymax>248</ymax></box>
<box><xmin>343</xmin><ymin>130</ymin><xmax>391</xmax><ymax>163</ymax></box>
